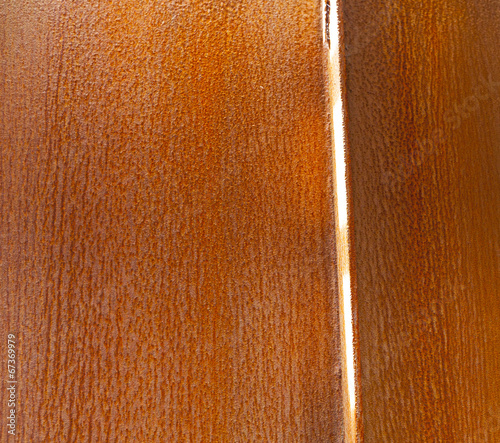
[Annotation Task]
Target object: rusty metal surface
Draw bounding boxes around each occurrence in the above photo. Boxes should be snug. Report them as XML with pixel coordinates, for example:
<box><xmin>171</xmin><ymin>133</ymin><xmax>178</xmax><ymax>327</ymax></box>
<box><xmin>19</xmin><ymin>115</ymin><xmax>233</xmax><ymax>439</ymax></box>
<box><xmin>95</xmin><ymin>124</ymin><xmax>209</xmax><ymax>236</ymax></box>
<box><xmin>341</xmin><ymin>0</ymin><xmax>500</xmax><ymax>440</ymax></box>
<box><xmin>0</xmin><ymin>1</ymin><xmax>343</xmax><ymax>441</ymax></box>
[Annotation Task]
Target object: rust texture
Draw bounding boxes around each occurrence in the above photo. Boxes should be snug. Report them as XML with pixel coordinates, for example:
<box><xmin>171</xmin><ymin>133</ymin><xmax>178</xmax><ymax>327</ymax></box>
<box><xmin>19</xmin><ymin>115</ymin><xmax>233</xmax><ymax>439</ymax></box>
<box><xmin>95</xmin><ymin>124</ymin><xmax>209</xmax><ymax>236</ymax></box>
<box><xmin>0</xmin><ymin>1</ymin><xmax>343</xmax><ymax>441</ymax></box>
<box><xmin>341</xmin><ymin>0</ymin><xmax>500</xmax><ymax>440</ymax></box>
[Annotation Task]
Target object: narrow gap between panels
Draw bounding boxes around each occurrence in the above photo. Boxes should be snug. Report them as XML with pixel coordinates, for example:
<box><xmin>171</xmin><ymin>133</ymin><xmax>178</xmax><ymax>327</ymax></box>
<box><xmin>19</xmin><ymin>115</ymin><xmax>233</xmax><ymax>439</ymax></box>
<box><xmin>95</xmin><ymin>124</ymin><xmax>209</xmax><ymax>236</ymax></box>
<box><xmin>325</xmin><ymin>1</ymin><xmax>361</xmax><ymax>441</ymax></box>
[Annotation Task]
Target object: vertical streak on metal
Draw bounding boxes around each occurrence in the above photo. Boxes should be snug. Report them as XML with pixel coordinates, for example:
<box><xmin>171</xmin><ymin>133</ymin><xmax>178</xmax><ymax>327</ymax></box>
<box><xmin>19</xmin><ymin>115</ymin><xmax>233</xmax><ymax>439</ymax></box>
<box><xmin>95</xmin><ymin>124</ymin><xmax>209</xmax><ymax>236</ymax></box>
<box><xmin>325</xmin><ymin>0</ymin><xmax>362</xmax><ymax>441</ymax></box>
